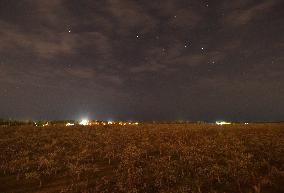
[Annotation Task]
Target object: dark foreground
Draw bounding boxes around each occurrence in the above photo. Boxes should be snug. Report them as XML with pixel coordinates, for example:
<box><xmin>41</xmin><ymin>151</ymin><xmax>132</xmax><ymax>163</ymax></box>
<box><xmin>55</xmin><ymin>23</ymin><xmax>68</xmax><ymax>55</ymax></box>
<box><xmin>0</xmin><ymin>123</ymin><xmax>284</xmax><ymax>193</ymax></box>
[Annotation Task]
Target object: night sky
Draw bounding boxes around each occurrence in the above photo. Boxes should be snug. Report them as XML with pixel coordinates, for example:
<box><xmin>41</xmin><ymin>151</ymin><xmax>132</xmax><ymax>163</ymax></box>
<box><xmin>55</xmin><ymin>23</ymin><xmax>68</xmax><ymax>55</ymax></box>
<box><xmin>0</xmin><ymin>0</ymin><xmax>283</xmax><ymax>121</ymax></box>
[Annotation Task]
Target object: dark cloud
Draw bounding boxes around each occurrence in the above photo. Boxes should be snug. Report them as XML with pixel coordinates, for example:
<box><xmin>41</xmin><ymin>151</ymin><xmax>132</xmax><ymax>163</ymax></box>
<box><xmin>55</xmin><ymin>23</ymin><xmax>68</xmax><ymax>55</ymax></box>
<box><xmin>224</xmin><ymin>0</ymin><xmax>282</xmax><ymax>26</ymax></box>
<box><xmin>0</xmin><ymin>0</ymin><xmax>283</xmax><ymax>121</ymax></box>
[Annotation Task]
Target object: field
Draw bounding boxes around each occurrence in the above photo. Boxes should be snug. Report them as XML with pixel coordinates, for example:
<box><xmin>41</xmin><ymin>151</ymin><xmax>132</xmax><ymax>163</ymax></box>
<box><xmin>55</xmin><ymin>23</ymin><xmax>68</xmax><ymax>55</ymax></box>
<box><xmin>0</xmin><ymin>123</ymin><xmax>284</xmax><ymax>193</ymax></box>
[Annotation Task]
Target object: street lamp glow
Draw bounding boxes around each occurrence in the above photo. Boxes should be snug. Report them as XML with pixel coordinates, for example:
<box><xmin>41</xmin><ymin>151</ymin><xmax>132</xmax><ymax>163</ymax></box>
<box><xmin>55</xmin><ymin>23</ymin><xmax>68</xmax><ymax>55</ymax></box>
<box><xmin>216</xmin><ymin>121</ymin><xmax>231</xmax><ymax>125</ymax></box>
<box><xmin>79</xmin><ymin>119</ymin><xmax>90</xmax><ymax>126</ymax></box>
<box><xmin>66</xmin><ymin>123</ymin><xmax>75</xmax><ymax>126</ymax></box>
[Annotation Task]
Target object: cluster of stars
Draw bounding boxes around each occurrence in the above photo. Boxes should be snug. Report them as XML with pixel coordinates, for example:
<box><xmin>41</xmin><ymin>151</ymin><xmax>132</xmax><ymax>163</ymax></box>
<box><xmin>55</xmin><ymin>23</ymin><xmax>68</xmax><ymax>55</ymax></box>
<box><xmin>64</xmin><ymin>13</ymin><xmax>212</xmax><ymax>70</ymax></box>
<box><xmin>134</xmin><ymin>24</ymin><xmax>211</xmax><ymax>67</ymax></box>
<box><xmin>65</xmin><ymin>10</ymin><xmax>213</xmax><ymax>73</ymax></box>
<box><xmin>136</xmin><ymin>33</ymin><xmax>206</xmax><ymax>53</ymax></box>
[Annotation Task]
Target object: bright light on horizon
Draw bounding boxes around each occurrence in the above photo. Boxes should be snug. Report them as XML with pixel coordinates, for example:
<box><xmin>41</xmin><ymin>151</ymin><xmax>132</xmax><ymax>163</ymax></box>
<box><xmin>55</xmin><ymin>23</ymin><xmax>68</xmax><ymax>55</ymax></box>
<box><xmin>79</xmin><ymin>119</ymin><xmax>90</xmax><ymax>126</ymax></box>
<box><xmin>216</xmin><ymin>121</ymin><xmax>231</xmax><ymax>125</ymax></box>
<box><xmin>66</xmin><ymin>122</ymin><xmax>75</xmax><ymax>126</ymax></box>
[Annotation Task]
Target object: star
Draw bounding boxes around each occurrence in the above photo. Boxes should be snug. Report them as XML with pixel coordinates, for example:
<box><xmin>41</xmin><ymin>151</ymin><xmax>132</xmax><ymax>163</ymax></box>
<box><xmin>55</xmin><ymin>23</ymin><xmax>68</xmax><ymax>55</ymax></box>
<box><xmin>184</xmin><ymin>42</ymin><xmax>191</xmax><ymax>48</ymax></box>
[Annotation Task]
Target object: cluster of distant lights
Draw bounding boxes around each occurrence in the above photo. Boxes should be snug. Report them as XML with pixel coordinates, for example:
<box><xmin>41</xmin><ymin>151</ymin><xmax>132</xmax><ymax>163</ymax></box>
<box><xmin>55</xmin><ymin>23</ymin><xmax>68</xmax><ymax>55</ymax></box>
<box><xmin>77</xmin><ymin>119</ymin><xmax>136</xmax><ymax>126</ymax></box>
<box><xmin>75</xmin><ymin>119</ymin><xmax>139</xmax><ymax>127</ymax></box>
<box><xmin>39</xmin><ymin>120</ymin><xmax>139</xmax><ymax>127</ymax></box>
<box><xmin>215</xmin><ymin>121</ymin><xmax>249</xmax><ymax>125</ymax></box>
<box><xmin>39</xmin><ymin>120</ymin><xmax>249</xmax><ymax>127</ymax></box>
<box><xmin>79</xmin><ymin>119</ymin><xmax>90</xmax><ymax>126</ymax></box>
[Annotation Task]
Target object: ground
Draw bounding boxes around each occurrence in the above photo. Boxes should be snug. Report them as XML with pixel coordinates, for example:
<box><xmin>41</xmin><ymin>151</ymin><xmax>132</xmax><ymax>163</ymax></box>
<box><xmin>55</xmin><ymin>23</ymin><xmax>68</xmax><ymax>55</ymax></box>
<box><xmin>0</xmin><ymin>123</ymin><xmax>284</xmax><ymax>193</ymax></box>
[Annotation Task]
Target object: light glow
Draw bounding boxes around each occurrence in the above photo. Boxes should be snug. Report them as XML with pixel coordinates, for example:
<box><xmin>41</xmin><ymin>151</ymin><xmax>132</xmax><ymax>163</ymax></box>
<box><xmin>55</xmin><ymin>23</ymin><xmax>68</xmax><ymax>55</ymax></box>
<box><xmin>79</xmin><ymin>119</ymin><xmax>90</xmax><ymax>126</ymax></box>
<box><xmin>216</xmin><ymin>121</ymin><xmax>231</xmax><ymax>125</ymax></box>
<box><xmin>93</xmin><ymin>121</ymin><xmax>99</xmax><ymax>125</ymax></box>
<box><xmin>66</xmin><ymin>122</ymin><xmax>75</xmax><ymax>126</ymax></box>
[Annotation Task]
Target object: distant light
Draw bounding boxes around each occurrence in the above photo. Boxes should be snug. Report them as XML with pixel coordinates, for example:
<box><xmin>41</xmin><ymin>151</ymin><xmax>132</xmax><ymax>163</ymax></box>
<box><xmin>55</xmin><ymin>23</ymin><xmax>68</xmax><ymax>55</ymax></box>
<box><xmin>43</xmin><ymin>122</ymin><xmax>49</xmax><ymax>127</ymax></box>
<box><xmin>66</xmin><ymin>122</ymin><xmax>75</xmax><ymax>126</ymax></box>
<box><xmin>108</xmin><ymin>121</ymin><xmax>113</xmax><ymax>125</ymax></box>
<box><xmin>79</xmin><ymin>119</ymin><xmax>90</xmax><ymax>126</ymax></box>
<box><xmin>245</xmin><ymin>123</ymin><xmax>249</xmax><ymax>125</ymax></box>
<box><xmin>134</xmin><ymin>122</ymin><xmax>139</xmax><ymax>125</ymax></box>
<box><xmin>216</xmin><ymin>121</ymin><xmax>231</xmax><ymax>125</ymax></box>
<box><xmin>201</xmin><ymin>47</ymin><xmax>204</xmax><ymax>50</ymax></box>
<box><xmin>68</xmin><ymin>30</ymin><xmax>71</xmax><ymax>33</ymax></box>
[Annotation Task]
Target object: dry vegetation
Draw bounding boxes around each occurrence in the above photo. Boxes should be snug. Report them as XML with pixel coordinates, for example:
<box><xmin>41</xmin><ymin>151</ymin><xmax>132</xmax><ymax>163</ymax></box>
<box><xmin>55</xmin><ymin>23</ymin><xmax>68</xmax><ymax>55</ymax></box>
<box><xmin>0</xmin><ymin>123</ymin><xmax>284</xmax><ymax>193</ymax></box>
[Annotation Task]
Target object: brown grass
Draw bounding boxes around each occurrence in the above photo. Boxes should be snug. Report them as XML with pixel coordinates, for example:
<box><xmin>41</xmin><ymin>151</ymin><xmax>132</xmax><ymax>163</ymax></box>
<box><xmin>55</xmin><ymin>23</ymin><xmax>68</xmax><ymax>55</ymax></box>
<box><xmin>0</xmin><ymin>123</ymin><xmax>283</xmax><ymax>193</ymax></box>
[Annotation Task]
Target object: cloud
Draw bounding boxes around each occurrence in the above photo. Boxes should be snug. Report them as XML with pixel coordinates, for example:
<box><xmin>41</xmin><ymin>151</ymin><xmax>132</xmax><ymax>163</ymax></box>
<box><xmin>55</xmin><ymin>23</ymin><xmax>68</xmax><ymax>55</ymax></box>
<box><xmin>224</xmin><ymin>0</ymin><xmax>281</xmax><ymax>26</ymax></box>
<box><xmin>169</xmin><ymin>54</ymin><xmax>206</xmax><ymax>67</ymax></box>
<box><xmin>168</xmin><ymin>8</ymin><xmax>201</xmax><ymax>29</ymax></box>
<box><xmin>65</xmin><ymin>66</ymin><xmax>96</xmax><ymax>79</ymax></box>
<box><xmin>0</xmin><ymin>20</ymin><xmax>77</xmax><ymax>58</ymax></box>
<box><xmin>27</xmin><ymin>0</ymin><xmax>72</xmax><ymax>28</ymax></box>
<box><xmin>107</xmin><ymin>0</ymin><xmax>157</xmax><ymax>35</ymax></box>
<box><xmin>77</xmin><ymin>32</ymin><xmax>112</xmax><ymax>57</ymax></box>
<box><xmin>130</xmin><ymin>63</ymin><xmax>167</xmax><ymax>73</ymax></box>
